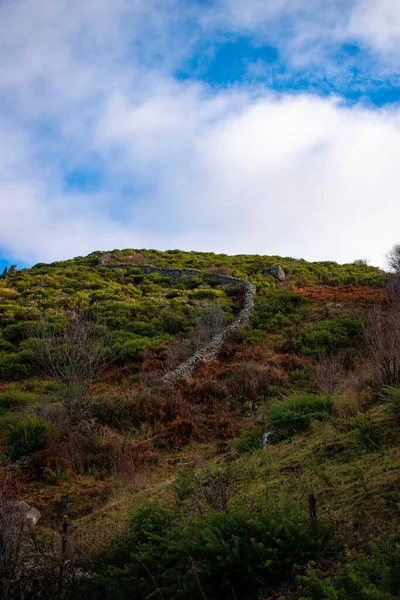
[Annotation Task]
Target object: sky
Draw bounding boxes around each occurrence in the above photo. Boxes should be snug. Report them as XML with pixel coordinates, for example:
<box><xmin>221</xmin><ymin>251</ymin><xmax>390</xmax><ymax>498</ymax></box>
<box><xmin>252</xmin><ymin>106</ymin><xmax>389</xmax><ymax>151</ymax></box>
<box><xmin>1</xmin><ymin>0</ymin><xmax>400</xmax><ymax>269</ymax></box>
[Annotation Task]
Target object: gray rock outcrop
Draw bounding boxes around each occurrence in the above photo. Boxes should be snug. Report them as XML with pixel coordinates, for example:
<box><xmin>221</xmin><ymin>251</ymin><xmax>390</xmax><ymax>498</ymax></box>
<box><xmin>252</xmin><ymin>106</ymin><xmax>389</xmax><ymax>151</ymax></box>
<box><xmin>263</xmin><ymin>265</ymin><xmax>286</xmax><ymax>281</ymax></box>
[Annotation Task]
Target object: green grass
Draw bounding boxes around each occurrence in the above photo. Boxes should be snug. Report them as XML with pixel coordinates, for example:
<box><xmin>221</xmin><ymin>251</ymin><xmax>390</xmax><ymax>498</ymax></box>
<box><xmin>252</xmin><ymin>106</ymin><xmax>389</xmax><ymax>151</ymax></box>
<box><xmin>0</xmin><ymin>389</ymin><xmax>41</xmax><ymax>409</ymax></box>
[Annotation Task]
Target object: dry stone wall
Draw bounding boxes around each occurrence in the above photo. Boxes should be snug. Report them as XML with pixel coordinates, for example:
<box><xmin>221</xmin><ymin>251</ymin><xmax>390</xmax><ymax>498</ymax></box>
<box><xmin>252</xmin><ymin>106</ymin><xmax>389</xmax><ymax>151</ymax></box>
<box><xmin>101</xmin><ymin>262</ymin><xmax>256</xmax><ymax>382</ymax></box>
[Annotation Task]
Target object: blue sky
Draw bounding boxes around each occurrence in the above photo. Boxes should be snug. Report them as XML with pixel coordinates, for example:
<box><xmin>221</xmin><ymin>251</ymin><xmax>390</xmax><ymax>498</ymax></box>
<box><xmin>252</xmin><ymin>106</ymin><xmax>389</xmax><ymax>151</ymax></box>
<box><xmin>1</xmin><ymin>0</ymin><xmax>400</xmax><ymax>268</ymax></box>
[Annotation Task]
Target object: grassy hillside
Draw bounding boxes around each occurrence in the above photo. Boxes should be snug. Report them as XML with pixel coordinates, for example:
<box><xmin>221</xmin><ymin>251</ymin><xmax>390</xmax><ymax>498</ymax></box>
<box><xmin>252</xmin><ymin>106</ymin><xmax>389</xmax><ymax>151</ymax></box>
<box><xmin>0</xmin><ymin>249</ymin><xmax>399</xmax><ymax>600</ymax></box>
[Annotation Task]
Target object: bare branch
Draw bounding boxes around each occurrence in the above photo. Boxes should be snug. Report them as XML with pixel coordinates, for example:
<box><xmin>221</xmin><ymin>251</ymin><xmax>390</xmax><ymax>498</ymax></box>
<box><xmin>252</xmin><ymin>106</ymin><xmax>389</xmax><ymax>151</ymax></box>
<box><xmin>28</xmin><ymin>309</ymin><xmax>113</xmax><ymax>401</ymax></box>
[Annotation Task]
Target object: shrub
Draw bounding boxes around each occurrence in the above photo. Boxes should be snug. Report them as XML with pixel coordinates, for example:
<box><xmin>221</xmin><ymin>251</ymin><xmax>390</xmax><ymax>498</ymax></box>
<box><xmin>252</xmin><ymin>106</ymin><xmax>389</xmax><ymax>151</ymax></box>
<box><xmin>89</xmin><ymin>393</ymin><xmax>140</xmax><ymax>430</ymax></box>
<box><xmin>5</xmin><ymin>417</ymin><xmax>51</xmax><ymax>459</ymax></box>
<box><xmin>267</xmin><ymin>393</ymin><xmax>333</xmax><ymax>436</ymax></box>
<box><xmin>300</xmin><ymin>531</ymin><xmax>400</xmax><ymax>600</ymax></box>
<box><xmin>293</xmin><ymin>314</ymin><xmax>363</xmax><ymax>358</ymax></box>
<box><xmin>93</xmin><ymin>500</ymin><xmax>329</xmax><ymax>600</ymax></box>
<box><xmin>350</xmin><ymin>415</ymin><xmax>383</xmax><ymax>452</ymax></box>
<box><xmin>221</xmin><ymin>361</ymin><xmax>288</xmax><ymax>400</ymax></box>
<box><xmin>0</xmin><ymin>390</ymin><xmax>40</xmax><ymax>410</ymax></box>
<box><xmin>173</xmin><ymin>469</ymin><xmax>198</xmax><ymax>503</ymax></box>
<box><xmin>251</xmin><ymin>291</ymin><xmax>310</xmax><ymax>334</ymax></box>
<box><xmin>381</xmin><ymin>386</ymin><xmax>400</xmax><ymax>421</ymax></box>
<box><xmin>231</xmin><ymin>425</ymin><xmax>264</xmax><ymax>453</ymax></box>
<box><xmin>0</xmin><ymin>351</ymin><xmax>34</xmax><ymax>381</ymax></box>
<box><xmin>365</xmin><ymin>305</ymin><xmax>400</xmax><ymax>387</ymax></box>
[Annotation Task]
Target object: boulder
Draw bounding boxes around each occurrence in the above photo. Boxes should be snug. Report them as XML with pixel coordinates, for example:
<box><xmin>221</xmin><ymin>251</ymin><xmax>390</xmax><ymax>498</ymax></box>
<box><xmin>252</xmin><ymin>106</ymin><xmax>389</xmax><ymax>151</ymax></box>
<box><xmin>8</xmin><ymin>500</ymin><xmax>41</xmax><ymax>526</ymax></box>
<box><xmin>263</xmin><ymin>265</ymin><xmax>286</xmax><ymax>281</ymax></box>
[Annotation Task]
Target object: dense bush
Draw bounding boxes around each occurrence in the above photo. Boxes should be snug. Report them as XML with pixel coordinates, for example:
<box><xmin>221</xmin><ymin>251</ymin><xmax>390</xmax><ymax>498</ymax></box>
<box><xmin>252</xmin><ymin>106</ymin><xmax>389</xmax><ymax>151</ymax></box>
<box><xmin>300</xmin><ymin>531</ymin><xmax>400</xmax><ymax>600</ymax></box>
<box><xmin>0</xmin><ymin>350</ymin><xmax>34</xmax><ymax>380</ymax></box>
<box><xmin>350</xmin><ymin>415</ymin><xmax>383</xmax><ymax>452</ymax></box>
<box><xmin>251</xmin><ymin>290</ymin><xmax>310</xmax><ymax>334</ymax></box>
<box><xmin>5</xmin><ymin>417</ymin><xmax>51</xmax><ymax>459</ymax></box>
<box><xmin>267</xmin><ymin>393</ymin><xmax>333</xmax><ymax>436</ymax></box>
<box><xmin>93</xmin><ymin>500</ymin><xmax>329</xmax><ymax>600</ymax></box>
<box><xmin>293</xmin><ymin>313</ymin><xmax>364</xmax><ymax>358</ymax></box>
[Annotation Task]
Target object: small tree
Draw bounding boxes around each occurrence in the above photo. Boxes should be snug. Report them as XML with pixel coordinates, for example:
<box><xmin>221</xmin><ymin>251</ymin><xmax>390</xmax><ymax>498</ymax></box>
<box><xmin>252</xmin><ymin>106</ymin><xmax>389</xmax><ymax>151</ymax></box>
<box><xmin>385</xmin><ymin>243</ymin><xmax>400</xmax><ymax>273</ymax></box>
<box><xmin>30</xmin><ymin>309</ymin><xmax>113</xmax><ymax>402</ymax></box>
<box><xmin>365</xmin><ymin>301</ymin><xmax>400</xmax><ymax>387</ymax></box>
<box><xmin>191</xmin><ymin>306</ymin><xmax>227</xmax><ymax>348</ymax></box>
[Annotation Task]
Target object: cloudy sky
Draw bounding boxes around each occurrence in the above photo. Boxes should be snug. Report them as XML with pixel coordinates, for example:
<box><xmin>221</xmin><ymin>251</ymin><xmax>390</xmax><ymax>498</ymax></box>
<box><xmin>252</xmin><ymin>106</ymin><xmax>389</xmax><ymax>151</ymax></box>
<box><xmin>1</xmin><ymin>0</ymin><xmax>400</xmax><ymax>269</ymax></box>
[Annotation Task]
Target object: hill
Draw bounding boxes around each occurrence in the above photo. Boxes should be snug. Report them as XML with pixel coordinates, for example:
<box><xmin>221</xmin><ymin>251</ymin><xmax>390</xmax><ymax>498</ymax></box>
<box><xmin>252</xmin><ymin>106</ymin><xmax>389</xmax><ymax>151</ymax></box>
<box><xmin>0</xmin><ymin>249</ymin><xmax>399</xmax><ymax>600</ymax></box>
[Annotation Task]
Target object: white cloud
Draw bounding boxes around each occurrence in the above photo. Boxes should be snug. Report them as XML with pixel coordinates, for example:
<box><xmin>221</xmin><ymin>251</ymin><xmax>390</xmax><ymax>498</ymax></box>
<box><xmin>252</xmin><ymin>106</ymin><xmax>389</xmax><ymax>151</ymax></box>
<box><xmin>349</xmin><ymin>0</ymin><xmax>400</xmax><ymax>52</ymax></box>
<box><xmin>0</xmin><ymin>0</ymin><xmax>400</xmax><ymax>269</ymax></box>
<box><xmin>95</xmin><ymin>86</ymin><xmax>400</xmax><ymax>267</ymax></box>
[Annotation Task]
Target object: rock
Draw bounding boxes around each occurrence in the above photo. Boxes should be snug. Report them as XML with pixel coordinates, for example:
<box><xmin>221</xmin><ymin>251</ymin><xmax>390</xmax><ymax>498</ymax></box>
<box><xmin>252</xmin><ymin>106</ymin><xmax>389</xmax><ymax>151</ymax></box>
<box><xmin>8</xmin><ymin>501</ymin><xmax>41</xmax><ymax>526</ymax></box>
<box><xmin>263</xmin><ymin>265</ymin><xmax>286</xmax><ymax>281</ymax></box>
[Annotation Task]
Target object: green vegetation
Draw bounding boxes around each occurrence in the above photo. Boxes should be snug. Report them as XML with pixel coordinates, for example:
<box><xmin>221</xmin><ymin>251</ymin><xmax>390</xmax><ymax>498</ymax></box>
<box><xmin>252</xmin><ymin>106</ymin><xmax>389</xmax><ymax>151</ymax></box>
<box><xmin>231</xmin><ymin>424</ymin><xmax>265</xmax><ymax>453</ymax></box>
<box><xmin>266</xmin><ymin>393</ymin><xmax>334</xmax><ymax>436</ymax></box>
<box><xmin>5</xmin><ymin>416</ymin><xmax>51</xmax><ymax>459</ymax></box>
<box><xmin>350</xmin><ymin>414</ymin><xmax>383</xmax><ymax>452</ymax></box>
<box><xmin>382</xmin><ymin>386</ymin><xmax>400</xmax><ymax>421</ymax></box>
<box><xmin>0</xmin><ymin>390</ymin><xmax>40</xmax><ymax>410</ymax></box>
<box><xmin>0</xmin><ymin>260</ymin><xmax>238</xmax><ymax>381</ymax></box>
<box><xmin>92</xmin><ymin>499</ymin><xmax>329</xmax><ymax>600</ymax></box>
<box><xmin>293</xmin><ymin>313</ymin><xmax>364</xmax><ymax>358</ymax></box>
<box><xmin>301</xmin><ymin>531</ymin><xmax>400</xmax><ymax>600</ymax></box>
<box><xmin>0</xmin><ymin>248</ymin><xmax>398</xmax><ymax>600</ymax></box>
<box><xmin>81</xmin><ymin>248</ymin><xmax>384</xmax><ymax>287</ymax></box>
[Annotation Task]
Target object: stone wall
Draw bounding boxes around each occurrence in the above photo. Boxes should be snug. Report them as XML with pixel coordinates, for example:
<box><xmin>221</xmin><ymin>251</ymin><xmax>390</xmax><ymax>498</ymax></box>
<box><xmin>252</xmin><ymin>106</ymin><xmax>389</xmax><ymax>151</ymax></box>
<box><xmin>101</xmin><ymin>262</ymin><xmax>256</xmax><ymax>382</ymax></box>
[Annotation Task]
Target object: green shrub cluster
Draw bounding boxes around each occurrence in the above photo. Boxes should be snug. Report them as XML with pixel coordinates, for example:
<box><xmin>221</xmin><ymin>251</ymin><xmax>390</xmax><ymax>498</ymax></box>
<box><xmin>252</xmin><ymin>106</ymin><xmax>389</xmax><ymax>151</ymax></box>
<box><xmin>300</xmin><ymin>531</ymin><xmax>400</xmax><ymax>600</ymax></box>
<box><xmin>92</xmin><ymin>500</ymin><xmax>329</xmax><ymax>600</ymax></box>
<box><xmin>350</xmin><ymin>415</ymin><xmax>383</xmax><ymax>452</ymax></box>
<box><xmin>244</xmin><ymin>290</ymin><xmax>310</xmax><ymax>343</ymax></box>
<box><xmin>267</xmin><ymin>393</ymin><xmax>333</xmax><ymax>436</ymax></box>
<box><xmin>5</xmin><ymin>416</ymin><xmax>51</xmax><ymax>459</ymax></box>
<box><xmin>0</xmin><ymin>262</ymin><xmax>237</xmax><ymax>380</ymax></box>
<box><xmin>89</xmin><ymin>248</ymin><xmax>384</xmax><ymax>287</ymax></box>
<box><xmin>293</xmin><ymin>313</ymin><xmax>363</xmax><ymax>358</ymax></box>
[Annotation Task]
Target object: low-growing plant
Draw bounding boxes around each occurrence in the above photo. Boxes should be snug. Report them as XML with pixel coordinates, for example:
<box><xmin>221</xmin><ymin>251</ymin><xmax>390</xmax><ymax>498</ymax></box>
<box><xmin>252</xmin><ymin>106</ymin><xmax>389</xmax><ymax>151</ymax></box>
<box><xmin>231</xmin><ymin>425</ymin><xmax>264</xmax><ymax>453</ymax></box>
<box><xmin>267</xmin><ymin>393</ymin><xmax>333</xmax><ymax>436</ymax></box>
<box><xmin>350</xmin><ymin>414</ymin><xmax>383</xmax><ymax>452</ymax></box>
<box><xmin>381</xmin><ymin>386</ymin><xmax>400</xmax><ymax>421</ymax></box>
<box><xmin>0</xmin><ymin>390</ymin><xmax>40</xmax><ymax>410</ymax></box>
<box><xmin>5</xmin><ymin>417</ymin><xmax>51</xmax><ymax>459</ymax></box>
<box><xmin>43</xmin><ymin>456</ymin><xmax>72</xmax><ymax>484</ymax></box>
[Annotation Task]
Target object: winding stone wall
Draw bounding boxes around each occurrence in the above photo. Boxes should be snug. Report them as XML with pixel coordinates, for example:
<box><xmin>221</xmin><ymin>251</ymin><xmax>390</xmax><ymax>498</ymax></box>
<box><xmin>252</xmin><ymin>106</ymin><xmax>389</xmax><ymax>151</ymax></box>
<box><xmin>101</xmin><ymin>262</ymin><xmax>256</xmax><ymax>382</ymax></box>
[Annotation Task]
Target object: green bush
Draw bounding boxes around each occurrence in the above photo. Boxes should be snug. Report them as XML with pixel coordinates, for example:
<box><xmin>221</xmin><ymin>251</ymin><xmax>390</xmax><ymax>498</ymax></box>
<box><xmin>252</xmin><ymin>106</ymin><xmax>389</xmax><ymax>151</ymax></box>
<box><xmin>5</xmin><ymin>417</ymin><xmax>51</xmax><ymax>459</ymax></box>
<box><xmin>231</xmin><ymin>425</ymin><xmax>264</xmax><ymax>453</ymax></box>
<box><xmin>93</xmin><ymin>500</ymin><xmax>329</xmax><ymax>600</ymax></box>
<box><xmin>300</xmin><ymin>531</ymin><xmax>400</xmax><ymax>600</ymax></box>
<box><xmin>267</xmin><ymin>393</ymin><xmax>333</xmax><ymax>436</ymax></box>
<box><xmin>0</xmin><ymin>350</ymin><xmax>34</xmax><ymax>381</ymax></box>
<box><xmin>350</xmin><ymin>415</ymin><xmax>383</xmax><ymax>452</ymax></box>
<box><xmin>293</xmin><ymin>314</ymin><xmax>363</xmax><ymax>358</ymax></box>
<box><xmin>251</xmin><ymin>291</ymin><xmax>310</xmax><ymax>333</ymax></box>
<box><xmin>381</xmin><ymin>386</ymin><xmax>400</xmax><ymax>421</ymax></box>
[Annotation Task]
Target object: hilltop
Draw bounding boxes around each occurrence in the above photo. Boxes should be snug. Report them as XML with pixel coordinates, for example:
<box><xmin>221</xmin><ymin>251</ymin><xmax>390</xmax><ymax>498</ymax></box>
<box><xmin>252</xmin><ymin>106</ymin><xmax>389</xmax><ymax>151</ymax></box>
<box><xmin>0</xmin><ymin>249</ymin><xmax>399</xmax><ymax>600</ymax></box>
